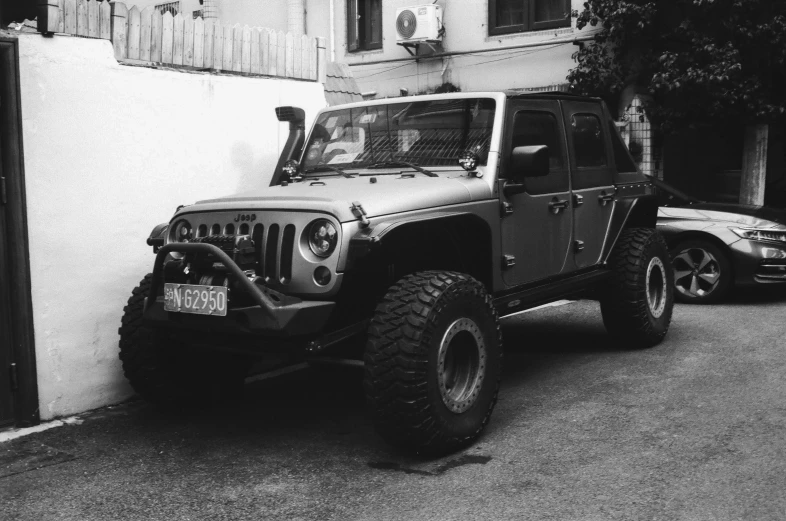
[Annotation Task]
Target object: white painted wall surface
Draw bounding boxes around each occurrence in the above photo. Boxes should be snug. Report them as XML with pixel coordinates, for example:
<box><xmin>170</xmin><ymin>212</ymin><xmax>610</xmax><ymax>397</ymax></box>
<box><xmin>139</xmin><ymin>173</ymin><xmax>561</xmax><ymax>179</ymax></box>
<box><xmin>333</xmin><ymin>0</ymin><xmax>592</xmax><ymax>97</ymax></box>
<box><xmin>17</xmin><ymin>33</ymin><xmax>326</xmax><ymax>420</ymax></box>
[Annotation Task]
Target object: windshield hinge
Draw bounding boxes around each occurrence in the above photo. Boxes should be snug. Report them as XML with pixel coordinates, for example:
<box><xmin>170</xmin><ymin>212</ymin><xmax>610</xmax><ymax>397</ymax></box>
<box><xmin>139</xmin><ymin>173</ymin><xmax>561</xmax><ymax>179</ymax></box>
<box><xmin>350</xmin><ymin>201</ymin><xmax>370</xmax><ymax>228</ymax></box>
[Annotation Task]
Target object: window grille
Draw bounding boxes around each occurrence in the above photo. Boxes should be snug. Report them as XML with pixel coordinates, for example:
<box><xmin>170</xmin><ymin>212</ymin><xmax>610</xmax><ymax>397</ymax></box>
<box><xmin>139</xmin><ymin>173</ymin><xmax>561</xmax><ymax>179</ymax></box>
<box><xmin>155</xmin><ymin>1</ymin><xmax>180</xmax><ymax>17</ymax></box>
<box><xmin>620</xmin><ymin>96</ymin><xmax>661</xmax><ymax>179</ymax></box>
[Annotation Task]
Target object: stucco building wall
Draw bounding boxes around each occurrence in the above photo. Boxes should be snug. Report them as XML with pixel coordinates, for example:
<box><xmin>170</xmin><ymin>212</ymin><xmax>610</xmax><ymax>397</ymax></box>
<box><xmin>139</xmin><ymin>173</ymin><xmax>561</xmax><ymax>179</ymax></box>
<box><xmin>17</xmin><ymin>33</ymin><xmax>326</xmax><ymax>420</ymax></box>
<box><xmin>333</xmin><ymin>0</ymin><xmax>592</xmax><ymax>97</ymax></box>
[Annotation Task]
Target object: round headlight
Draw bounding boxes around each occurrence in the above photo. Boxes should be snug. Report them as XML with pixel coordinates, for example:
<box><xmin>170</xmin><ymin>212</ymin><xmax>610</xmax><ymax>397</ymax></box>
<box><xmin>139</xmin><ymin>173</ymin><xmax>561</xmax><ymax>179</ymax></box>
<box><xmin>307</xmin><ymin>219</ymin><xmax>338</xmax><ymax>258</ymax></box>
<box><xmin>171</xmin><ymin>219</ymin><xmax>192</xmax><ymax>243</ymax></box>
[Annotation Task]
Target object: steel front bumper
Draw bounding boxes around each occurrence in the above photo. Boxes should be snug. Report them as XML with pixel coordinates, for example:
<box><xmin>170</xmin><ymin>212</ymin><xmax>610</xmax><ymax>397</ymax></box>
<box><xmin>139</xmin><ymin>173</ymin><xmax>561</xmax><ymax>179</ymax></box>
<box><xmin>143</xmin><ymin>243</ymin><xmax>335</xmax><ymax>337</ymax></box>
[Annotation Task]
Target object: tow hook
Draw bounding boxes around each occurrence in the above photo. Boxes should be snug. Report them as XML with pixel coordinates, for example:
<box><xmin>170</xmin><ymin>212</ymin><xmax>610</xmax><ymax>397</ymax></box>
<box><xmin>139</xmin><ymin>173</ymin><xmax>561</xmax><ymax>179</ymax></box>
<box><xmin>350</xmin><ymin>201</ymin><xmax>370</xmax><ymax>228</ymax></box>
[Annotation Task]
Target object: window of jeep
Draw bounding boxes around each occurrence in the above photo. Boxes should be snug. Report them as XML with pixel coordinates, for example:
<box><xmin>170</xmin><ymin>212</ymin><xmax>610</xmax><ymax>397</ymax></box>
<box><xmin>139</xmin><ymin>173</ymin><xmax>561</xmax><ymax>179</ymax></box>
<box><xmin>301</xmin><ymin>98</ymin><xmax>497</xmax><ymax>171</ymax></box>
<box><xmin>571</xmin><ymin>113</ymin><xmax>607</xmax><ymax>168</ymax></box>
<box><xmin>509</xmin><ymin>110</ymin><xmax>568</xmax><ymax>194</ymax></box>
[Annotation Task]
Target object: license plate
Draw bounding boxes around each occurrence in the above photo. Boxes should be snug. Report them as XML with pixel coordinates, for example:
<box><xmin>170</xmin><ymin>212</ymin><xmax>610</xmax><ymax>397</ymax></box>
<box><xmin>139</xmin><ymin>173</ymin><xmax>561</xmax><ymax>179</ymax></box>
<box><xmin>164</xmin><ymin>283</ymin><xmax>228</xmax><ymax>316</ymax></box>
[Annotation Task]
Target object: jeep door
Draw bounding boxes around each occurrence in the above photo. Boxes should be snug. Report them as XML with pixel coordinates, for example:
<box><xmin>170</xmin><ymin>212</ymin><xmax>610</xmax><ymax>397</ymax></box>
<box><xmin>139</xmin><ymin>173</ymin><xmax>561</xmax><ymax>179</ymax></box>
<box><xmin>499</xmin><ymin>100</ymin><xmax>573</xmax><ymax>287</ymax></box>
<box><xmin>562</xmin><ymin>101</ymin><xmax>615</xmax><ymax>268</ymax></box>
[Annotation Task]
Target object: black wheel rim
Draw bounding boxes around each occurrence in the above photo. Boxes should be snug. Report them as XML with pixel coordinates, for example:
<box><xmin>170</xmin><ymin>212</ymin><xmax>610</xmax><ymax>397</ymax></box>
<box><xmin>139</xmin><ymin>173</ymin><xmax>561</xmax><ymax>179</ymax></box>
<box><xmin>437</xmin><ymin>318</ymin><xmax>486</xmax><ymax>414</ymax></box>
<box><xmin>673</xmin><ymin>247</ymin><xmax>721</xmax><ymax>299</ymax></box>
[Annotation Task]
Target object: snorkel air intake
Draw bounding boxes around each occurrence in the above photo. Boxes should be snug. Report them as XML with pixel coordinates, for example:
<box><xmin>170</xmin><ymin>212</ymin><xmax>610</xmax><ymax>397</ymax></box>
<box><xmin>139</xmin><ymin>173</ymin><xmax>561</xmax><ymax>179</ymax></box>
<box><xmin>271</xmin><ymin>106</ymin><xmax>306</xmax><ymax>186</ymax></box>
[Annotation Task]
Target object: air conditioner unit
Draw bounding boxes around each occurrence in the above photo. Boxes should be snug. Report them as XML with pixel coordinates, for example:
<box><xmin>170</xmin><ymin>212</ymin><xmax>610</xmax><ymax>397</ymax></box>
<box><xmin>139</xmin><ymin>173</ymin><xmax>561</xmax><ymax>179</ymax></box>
<box><xmin>395</xmin><ymin>4</ymin><xmax>443</xmax><ymax>45</ymax></box>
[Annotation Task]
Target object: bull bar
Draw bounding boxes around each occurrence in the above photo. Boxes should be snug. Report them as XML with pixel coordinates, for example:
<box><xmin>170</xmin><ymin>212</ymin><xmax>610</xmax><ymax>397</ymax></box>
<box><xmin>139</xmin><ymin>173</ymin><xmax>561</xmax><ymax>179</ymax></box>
<box><xmin>143</xmin><ymin>242</ymin><xmax>335</xmax><ymax>336</ymax></box>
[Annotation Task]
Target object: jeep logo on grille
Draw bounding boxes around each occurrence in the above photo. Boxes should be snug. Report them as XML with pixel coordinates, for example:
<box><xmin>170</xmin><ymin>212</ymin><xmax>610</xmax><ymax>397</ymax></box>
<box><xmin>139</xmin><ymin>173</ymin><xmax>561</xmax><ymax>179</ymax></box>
<box><xmin>234</xmin><ymin>213</ymin><xmax>257</xmax><ymax>222</ymax></box>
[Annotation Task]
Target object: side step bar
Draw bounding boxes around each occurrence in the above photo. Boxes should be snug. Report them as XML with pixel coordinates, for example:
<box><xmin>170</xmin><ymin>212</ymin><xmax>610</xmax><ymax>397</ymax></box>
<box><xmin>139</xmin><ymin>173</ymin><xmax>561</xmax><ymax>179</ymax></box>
<box><xmin>493</xmin><ymin>268</ymin><xmax>612</xmax><ymax>317</ymax></box>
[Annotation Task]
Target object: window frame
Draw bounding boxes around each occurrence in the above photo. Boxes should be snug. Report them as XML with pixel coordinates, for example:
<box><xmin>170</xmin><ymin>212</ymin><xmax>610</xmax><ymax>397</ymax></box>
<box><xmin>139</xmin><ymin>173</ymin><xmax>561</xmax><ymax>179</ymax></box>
<box><xmin>347</xmin><ymin>0</ymin><xmax>383</xmax><ymax>53</ymax></box>
<box><xmin>488</xmin><ymin>0</ymin><xmax>571</xmax><ymax>36</ymax></box>
<box><xmin>502</xmin><ymin>102</ymin><xmax>570</xmax><ymax>195</ymax></box>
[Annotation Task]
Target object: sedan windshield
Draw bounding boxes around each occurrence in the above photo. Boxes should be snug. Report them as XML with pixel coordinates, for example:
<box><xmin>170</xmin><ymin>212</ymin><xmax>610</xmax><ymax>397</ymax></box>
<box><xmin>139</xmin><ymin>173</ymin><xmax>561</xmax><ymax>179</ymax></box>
<box><xmin>301</xmin><ymin>98</ymin><xmax>497</xmax><ymax>172</ymax></box>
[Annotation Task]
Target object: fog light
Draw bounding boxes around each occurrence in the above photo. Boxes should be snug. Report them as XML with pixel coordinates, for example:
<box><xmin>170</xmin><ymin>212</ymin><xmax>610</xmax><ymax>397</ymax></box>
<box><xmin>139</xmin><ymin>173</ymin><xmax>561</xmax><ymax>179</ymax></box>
<box><xmin>314</xmin><ymin>266</ymin><xmax>331</xmax><ymax>286</ymax></box>
<box><xmin>761</xmin><ymin>247</ymin><xmax>786</xmax><ymax>259</ymax></box>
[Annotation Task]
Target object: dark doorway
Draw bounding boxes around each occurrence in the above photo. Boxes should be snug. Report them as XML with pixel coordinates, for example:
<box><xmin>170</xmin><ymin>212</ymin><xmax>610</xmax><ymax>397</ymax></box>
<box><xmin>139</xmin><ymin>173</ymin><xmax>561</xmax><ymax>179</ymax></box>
<box><xmin>0</xmin><ymin>36</ymin><xmax>39</xmax><ymax>428</ymax></box>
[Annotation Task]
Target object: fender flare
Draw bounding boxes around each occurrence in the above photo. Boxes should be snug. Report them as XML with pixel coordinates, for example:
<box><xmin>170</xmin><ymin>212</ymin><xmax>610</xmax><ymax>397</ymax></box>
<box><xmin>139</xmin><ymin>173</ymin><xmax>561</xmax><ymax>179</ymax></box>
<box><xmin>601</xmin><ymin>194</ymin><xmax>659</xmax><ymax>263</ymax></box>
<box><xmin>146</xmin><ymin>223</ymin><xmax>169</xmax><ymax>250</ymax></box>
<box><xmin>346</xmin><ymin>211</ymin><xmax>492</xmax><ymax>269</ymax></box>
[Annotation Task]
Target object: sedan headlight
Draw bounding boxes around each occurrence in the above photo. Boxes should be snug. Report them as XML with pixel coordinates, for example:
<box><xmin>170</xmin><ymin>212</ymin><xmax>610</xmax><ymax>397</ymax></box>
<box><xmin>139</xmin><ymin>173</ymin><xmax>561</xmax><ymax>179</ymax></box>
<box><xmin>307</xmin><ymin>219</ymin><xmax>338</xmax><ymax>257</ymax></box>
<box><xmin>731</xmin><ymin>227</ymin><xmax>786</xmax><ymax>244</ymax></box>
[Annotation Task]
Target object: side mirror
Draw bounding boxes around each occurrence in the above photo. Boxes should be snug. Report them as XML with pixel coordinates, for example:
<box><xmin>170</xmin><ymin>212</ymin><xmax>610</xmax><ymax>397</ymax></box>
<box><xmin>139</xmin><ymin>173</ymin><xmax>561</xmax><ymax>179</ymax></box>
<box><xmin>510</xmin><ymin>145</ymin><xmax>549</xmax><ymax>179</ymax></box>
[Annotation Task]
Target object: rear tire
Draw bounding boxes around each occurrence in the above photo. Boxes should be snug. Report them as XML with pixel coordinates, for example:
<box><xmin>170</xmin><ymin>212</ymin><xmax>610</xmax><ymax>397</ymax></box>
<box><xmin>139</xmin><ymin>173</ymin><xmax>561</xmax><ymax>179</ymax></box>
<box><xmin>118</xmin><ymin>274</ymin><xmax>250</xmax><ymax>408</ymax></box>
<box><xmin>364</xmin><ymin>271</ymin><xmax>502</xmax><ymax>455</ymax></box>
<box><xmin>601</xmin><ymin>228</ymin><xmax>674</xmax><ymax>348</ymax></box>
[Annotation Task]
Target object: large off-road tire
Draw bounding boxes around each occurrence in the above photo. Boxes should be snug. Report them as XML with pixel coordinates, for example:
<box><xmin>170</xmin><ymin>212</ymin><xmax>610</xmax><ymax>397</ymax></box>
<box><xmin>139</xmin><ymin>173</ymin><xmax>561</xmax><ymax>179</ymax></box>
<box><xmin>671</xmin><ymin>239</ymin><xmax>733</xmax><ymax>304</ymax></box>
<box><xmin>364</xmin><ymin>271</ymin><xmax>502</xmax><ymax>455</ymax></box>
<box><xmin>118</xmin><ymin>274</ymin><xmax>249</xmax><ymax>408</ymax></box>
<box><xmin>600</xmin><ymin>228</ymin><xmax>674</xmax><ymax>348</ymax></box>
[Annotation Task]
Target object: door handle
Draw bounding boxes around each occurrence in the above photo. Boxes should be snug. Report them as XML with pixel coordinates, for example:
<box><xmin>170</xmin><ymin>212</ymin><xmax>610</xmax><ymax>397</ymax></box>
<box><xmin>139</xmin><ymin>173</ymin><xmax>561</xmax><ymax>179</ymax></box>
<box><xmin>549</xmin><ymin>198</ymin><xmax>569</xmax><ymax>214</ymax></box>
<box><xmin>598</xmin><ymin>191</ymin><xmax>615</xmax><ymax>206</ymax></box>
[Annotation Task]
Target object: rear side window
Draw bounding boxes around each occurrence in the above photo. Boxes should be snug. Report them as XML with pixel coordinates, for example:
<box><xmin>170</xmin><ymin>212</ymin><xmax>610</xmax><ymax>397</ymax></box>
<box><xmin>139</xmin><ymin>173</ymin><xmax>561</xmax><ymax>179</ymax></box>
<box><xmin>608</xmin><ymin>121</ymin><xmax>638</xmax><ymax>173</ymax></box>
<box><xmin>571</xmin><ymin>114</ymin><xmax>606</xmax><ymax>168</ymax></box>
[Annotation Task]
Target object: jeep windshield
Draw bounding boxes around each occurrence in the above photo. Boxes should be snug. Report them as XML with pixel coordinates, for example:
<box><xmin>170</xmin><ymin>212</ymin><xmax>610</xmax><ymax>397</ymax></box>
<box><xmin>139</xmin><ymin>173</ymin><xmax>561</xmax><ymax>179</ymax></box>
<box><xmin>301</xmin><ymin>98</ymin><xmax>497</xmax><ymax>174</ymax></box>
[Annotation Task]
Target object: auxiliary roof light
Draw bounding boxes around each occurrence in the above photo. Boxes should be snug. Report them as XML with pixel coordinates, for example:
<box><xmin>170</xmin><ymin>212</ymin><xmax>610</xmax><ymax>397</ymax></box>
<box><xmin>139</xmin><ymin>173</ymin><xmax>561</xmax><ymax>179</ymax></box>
<box><xmin>458</xmin><ymin>150</ymin><xmax>480</xmax><ymax>172</ymax></box>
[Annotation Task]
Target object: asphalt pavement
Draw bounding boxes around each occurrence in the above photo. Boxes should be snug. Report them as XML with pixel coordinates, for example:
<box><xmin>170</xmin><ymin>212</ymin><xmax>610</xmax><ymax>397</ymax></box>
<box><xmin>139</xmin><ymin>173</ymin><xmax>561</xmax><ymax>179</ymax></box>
<box><xmin>3</xmin><ymin>290</ymin><xmax>786</xmax><ymax>521</ymax></box>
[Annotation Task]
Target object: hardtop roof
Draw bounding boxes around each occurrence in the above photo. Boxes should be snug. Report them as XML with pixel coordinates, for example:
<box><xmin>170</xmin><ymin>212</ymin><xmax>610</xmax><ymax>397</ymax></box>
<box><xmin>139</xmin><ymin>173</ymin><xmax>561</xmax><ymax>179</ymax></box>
<box><xmin>320</xmin><ymin>91</ymin><xmax>602</xmax><ymax>112</ymax></box>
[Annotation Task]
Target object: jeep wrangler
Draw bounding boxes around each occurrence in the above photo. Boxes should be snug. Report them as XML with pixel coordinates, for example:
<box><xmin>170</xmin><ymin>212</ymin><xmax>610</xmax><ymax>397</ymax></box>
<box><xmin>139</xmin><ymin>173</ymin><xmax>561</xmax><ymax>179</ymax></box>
<box><xmin>119</xmin><ymin>92</ymin><xmax>673</xmax><ymax>454</ymax></box>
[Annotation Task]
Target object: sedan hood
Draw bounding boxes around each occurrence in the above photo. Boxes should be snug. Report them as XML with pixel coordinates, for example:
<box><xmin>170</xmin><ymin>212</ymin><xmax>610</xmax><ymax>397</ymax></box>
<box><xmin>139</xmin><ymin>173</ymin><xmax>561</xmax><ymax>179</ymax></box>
<box><xmin>688</xmin><ymin>203</ymin><xmax>786</xmax><ymax>226</ymax></box>
<box><xmin>179</xmin><ymin>173</ymin><xmax>492</xmax><ymax>222</ymax></box>
<box><xmin>659</xmin><ymin>203</ymin><xmax>786</xmax><ymax>229</ymax></box>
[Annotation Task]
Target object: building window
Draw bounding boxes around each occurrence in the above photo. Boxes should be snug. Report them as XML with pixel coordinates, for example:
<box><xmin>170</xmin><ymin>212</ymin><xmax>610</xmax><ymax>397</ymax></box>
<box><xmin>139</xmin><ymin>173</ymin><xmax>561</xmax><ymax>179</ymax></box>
<box><xmin>348</xmin><ymin>0</ymin><xmax>382</xmax><ymax>52</ymax></box>
<box><xmin>488</xmin><ymin>0</ymin><xmax>571</xmax><ymax>36</ymax></box>
<box><xmin>155</xmin><ymin>1</ymin><xmax>180</xmax><ymax>17</ymax></box>
<box><xmin>192</xmin><ymin>9</ymin><xmax>203</xmax><ymax>19</ymax></box>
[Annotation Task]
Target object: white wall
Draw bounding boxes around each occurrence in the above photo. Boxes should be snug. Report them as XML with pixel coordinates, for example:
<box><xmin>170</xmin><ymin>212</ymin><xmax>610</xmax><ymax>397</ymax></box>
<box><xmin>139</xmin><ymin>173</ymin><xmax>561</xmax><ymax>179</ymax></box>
<box><xmin>333</xmin><ymin>0</ymin><xmax>591</xmax><ymax>97</ymax></box>
<box><xmin>17</xmin><ymin>33</ymin><xmax>326</xmax><ymax>420</ymax></box>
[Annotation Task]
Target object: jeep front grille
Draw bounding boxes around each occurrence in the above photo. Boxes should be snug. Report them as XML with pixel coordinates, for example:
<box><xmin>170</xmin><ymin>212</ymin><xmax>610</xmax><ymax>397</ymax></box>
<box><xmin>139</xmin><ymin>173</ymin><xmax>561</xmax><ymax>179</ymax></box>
<box><xmin>192</xmin><ymin>219</ymin><xmax>298</xmax><ymax>285</ymax></box>
<box><xmin>175</xmin><ymin>210</ymin><xmax>340</xmax><ymax>295</ymax></box>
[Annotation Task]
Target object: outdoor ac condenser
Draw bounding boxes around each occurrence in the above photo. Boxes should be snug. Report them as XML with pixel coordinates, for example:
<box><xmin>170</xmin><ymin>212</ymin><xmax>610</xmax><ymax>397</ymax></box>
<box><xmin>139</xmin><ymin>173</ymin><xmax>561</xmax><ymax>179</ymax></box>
<box><xmin>395</xmin><ymin>4</ymin><xmax>443</xmax><ymax>44</ymax></box>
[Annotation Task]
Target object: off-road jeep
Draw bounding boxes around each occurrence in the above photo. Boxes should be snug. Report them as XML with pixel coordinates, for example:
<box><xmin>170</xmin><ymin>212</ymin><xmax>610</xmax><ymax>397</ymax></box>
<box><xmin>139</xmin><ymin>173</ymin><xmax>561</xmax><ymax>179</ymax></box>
<box><xmin>119</xmin><ymin>92</ymin><xmax>673</xmax><ymax>454</ymax></box>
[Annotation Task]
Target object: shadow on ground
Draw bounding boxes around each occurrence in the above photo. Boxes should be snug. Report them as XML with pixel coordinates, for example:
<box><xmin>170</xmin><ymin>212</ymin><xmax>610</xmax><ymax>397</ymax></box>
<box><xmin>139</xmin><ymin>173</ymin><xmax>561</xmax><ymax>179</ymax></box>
<box><xmin>98</xmin><ymin>305</ymin><xmax>619</xmax><ymax>459</ymax></box>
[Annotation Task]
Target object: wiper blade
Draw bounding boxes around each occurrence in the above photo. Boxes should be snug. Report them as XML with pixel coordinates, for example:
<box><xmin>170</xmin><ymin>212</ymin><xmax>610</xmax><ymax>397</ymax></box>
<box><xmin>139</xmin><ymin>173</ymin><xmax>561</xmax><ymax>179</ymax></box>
<box><xmin>304</xmin><ymin>165</ymin><xmax>354</xmax><ymax>178</ymax></box>
<box><xmin>367</xmin><ymin>161</ymin><xmax>438</xmax><ymax>177</ymax></box>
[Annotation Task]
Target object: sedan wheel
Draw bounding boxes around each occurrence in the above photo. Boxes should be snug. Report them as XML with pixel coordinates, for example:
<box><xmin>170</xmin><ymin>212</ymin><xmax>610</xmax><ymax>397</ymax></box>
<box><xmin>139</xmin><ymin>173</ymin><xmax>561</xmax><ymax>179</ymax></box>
<box><xmin>671</xmin><ymin>240</ymin><xmax>732</xmax><ymax>304</ymax></box>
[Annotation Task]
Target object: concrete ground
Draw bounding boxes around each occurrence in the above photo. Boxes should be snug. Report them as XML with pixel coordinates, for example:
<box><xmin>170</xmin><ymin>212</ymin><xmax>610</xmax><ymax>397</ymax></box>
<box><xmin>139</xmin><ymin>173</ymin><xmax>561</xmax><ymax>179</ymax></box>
<box><xmin>3</xmin><ymin>290</ymin><xmax>786</xmax><ymax>521</ymax></box>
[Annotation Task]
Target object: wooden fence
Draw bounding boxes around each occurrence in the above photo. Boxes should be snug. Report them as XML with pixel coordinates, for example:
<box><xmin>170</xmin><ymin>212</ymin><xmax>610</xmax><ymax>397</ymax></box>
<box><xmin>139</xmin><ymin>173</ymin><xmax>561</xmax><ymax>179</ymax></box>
<box><xmin>36</xmin><ymin>0</ymin><xmax>325</xmax><ymax>81</ymax></box>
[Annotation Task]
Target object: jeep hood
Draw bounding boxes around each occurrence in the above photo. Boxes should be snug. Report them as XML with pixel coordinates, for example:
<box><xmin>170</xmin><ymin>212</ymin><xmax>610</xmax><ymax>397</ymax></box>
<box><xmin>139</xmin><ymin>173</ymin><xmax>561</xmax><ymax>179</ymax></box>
<box><xmin>180</xmin><ymin>175</ymin><xmax>492</xmax><ymax>222</ymax></box>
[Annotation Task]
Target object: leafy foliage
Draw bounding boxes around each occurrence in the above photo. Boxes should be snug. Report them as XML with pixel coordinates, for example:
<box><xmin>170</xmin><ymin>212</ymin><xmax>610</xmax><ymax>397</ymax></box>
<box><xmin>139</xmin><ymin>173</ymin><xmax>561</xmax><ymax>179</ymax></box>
<box><xmin>568</xmin><ymin>0</ymin><xmax>786</xmax><ymax>131</ymax></box>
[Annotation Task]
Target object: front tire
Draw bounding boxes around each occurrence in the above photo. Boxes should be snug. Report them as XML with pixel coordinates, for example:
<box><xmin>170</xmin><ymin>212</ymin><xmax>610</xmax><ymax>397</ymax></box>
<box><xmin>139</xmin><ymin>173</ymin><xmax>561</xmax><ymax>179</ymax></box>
<box><xmin>671</xmin><ymin>239</ymin><xmax>732</xmax><ymax>304</ymax></box>
<box><xmin>364</xmin><ymin>271</ymin><xmax>502</xmax><ymax>455</ymax></box>
<box><xmin>601</xmin><ymin>228</ymin><xmax>674</xmax><ymax>348</ymax></box>
<box><xmin>118</xmin><ymin>274</ymin><xmax>249</xmax><ymax>408</ymax></box>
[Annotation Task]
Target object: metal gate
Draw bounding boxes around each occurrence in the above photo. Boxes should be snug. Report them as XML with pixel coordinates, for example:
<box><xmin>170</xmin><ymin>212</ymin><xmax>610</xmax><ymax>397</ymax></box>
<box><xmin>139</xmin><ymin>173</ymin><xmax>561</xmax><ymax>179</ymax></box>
<box><xmin>0</xmin><ymin>36</ymin><xmax>38</xmax><ymax>429</ymax></box>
